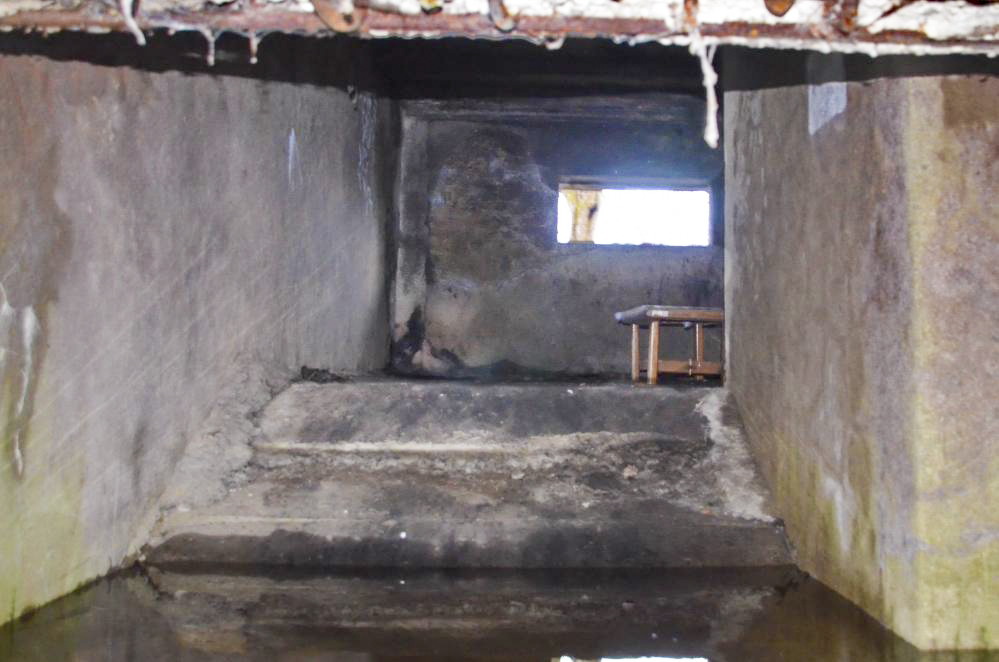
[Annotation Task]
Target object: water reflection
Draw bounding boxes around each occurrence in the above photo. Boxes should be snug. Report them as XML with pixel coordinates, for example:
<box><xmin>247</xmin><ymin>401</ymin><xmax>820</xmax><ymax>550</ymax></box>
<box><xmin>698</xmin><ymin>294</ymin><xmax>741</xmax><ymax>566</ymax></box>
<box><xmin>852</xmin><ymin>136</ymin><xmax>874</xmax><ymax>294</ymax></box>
<box><xmin>1</xmin><ymin>566</ymin><xmax>996</xmax><ymax>662</ymax></box>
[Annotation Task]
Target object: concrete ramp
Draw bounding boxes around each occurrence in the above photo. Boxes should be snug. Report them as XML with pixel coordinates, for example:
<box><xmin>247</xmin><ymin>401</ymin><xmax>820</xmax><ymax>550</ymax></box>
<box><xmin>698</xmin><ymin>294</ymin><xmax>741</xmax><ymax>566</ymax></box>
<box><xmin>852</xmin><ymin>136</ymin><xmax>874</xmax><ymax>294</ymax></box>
<box><xmin>145</xmin><ymin>380</ymin><xmax>790</xmax><ymax>568</ymax></box>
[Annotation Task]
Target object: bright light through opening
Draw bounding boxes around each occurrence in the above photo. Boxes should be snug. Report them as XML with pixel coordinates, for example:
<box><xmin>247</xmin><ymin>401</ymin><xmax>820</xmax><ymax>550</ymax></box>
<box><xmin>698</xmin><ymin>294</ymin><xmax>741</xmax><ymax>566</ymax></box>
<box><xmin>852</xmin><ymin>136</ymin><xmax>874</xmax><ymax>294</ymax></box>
<box><xmin>557</xmin><ymin>187</ymin><xmax>711</xmax><ymax>247</ymax></box>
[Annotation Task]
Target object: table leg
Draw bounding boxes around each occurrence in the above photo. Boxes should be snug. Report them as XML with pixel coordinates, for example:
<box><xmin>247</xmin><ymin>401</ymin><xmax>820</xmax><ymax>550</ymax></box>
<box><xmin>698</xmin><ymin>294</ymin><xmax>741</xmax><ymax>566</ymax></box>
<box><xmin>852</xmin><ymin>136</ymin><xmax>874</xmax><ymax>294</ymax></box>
<box><xmin>647</xmin><ymin>321</ymin><xmax>660</xmax><ymax>385</ymax></box>
<box><xmin>694</xmin><ymin>322</ymin><xmax>705</xmax><ymax>380</ymax></box>
<box><xmin>631</xmin><ymin>324</ymin><xmax>641</xmax><ymax>383</ymax></box>
<box><xmin>695</xmin><ymin>323</ymin><xmax>705</xmax><ymax>365</ymax></box>
<box><xmin>720</xmin><ymin>326</ymin><xmax>725</xmax><ymax>384</ymax></box>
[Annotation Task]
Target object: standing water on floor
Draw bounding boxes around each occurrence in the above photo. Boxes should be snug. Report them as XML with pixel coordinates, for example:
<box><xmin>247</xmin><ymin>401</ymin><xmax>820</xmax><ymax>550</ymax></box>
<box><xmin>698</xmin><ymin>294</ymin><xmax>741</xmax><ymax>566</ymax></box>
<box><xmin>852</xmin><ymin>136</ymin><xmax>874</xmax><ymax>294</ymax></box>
<box><xmin>2</xmin><ymin>566</ymin><xmax>995</xmax><ymax>661</ymax></box>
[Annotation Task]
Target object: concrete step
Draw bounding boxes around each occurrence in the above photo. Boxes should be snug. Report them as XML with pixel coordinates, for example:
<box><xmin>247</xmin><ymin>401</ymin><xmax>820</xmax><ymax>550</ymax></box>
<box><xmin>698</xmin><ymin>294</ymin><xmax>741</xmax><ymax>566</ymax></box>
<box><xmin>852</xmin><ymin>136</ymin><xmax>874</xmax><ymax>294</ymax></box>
<box><xmin>145</xmin><ymin>380</ymin><xmax>790</xmax><ymax>568</ymax></box>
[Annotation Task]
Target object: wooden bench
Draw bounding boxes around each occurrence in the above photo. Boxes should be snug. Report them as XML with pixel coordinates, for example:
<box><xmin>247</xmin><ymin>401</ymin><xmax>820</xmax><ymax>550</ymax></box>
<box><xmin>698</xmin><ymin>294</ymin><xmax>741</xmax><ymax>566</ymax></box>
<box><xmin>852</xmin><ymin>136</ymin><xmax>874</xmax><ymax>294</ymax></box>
<box><xmin>614</xmin><ymin>305</ymin><xmax>725</xmax><ymax>384</ymax></box>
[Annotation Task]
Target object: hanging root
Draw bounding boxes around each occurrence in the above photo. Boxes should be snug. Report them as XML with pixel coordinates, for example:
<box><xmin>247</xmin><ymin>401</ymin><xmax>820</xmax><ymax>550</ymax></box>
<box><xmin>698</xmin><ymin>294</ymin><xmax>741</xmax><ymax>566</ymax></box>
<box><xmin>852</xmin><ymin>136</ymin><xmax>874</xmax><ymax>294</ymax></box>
<box><xmin>543</xmin><ymin>35</ymin><xmax>565</xmax><ymax>50</ymax></box>
<box><xmin>688</xmin><ymin>28</ymin><xmax>719</xmax><ymax>149</ymax></box>
<box><xmin>195</xmin><ymin>26</ymin><xmax>216</xmax><ymax>66</ymax></box>
<box><xmin>489</xmin><ymin>0</ymin><xmax>516</xmax><ymax>33</ymax></box>
<box><xmin>119</xmin><ymin>0</ymin><xmax>146</xmax><ymax>45</ymax></box>
<box><xmin>248</xmin><ymin>32</ymin><xmax>260</xmax><ymax>64</ymax></box>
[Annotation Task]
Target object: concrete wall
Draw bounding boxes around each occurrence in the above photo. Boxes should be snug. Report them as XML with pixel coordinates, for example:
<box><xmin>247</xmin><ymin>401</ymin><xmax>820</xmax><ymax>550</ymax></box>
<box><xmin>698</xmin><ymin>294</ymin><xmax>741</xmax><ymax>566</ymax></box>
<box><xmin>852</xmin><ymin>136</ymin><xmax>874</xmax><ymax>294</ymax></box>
<box><xmin>0</xmin><ymin>47</ymin><xmax>390</xmax><ymax>623</ymax></box>
<box><xmin>393</xmin><ymin>113</ymin><xmax>724</xmax><ymax>377</ymax></box>
<box><xmin>725</xmin><ymin>73</ymin><xmax>999</xmax><ymax>650</ymax></box>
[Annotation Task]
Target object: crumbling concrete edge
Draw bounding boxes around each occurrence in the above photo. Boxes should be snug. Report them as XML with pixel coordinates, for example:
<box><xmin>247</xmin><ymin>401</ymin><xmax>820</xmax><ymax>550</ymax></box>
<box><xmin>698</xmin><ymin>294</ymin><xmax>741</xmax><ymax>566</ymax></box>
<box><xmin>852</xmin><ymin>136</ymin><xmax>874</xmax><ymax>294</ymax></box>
<box><xmin>695</xmin><ymin>389</ymin><xmax>781</xmax><ymax>525</ymax></box>
<box><xmin>128</xmin><ymin>356</ymin><xmax>294</xmax><ymax>558</ymax></box>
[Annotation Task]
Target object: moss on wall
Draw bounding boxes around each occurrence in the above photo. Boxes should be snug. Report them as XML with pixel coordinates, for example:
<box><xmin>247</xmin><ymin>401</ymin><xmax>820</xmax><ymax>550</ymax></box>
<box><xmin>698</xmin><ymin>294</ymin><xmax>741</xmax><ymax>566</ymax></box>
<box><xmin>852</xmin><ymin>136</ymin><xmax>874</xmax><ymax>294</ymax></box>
<box><xmin>725</xmin><ymin>73</ymin><xmax>998</xmax><ymax>650</ymax></box>
<box><xmin>901</xmin><ymin>77</ymin><xmax>999</xmax><ymax>651</ymax></box>
<box><xmin>0</xmin><ymin>406</ymin><xmax>88</xmax><ymax>625</ymax></box>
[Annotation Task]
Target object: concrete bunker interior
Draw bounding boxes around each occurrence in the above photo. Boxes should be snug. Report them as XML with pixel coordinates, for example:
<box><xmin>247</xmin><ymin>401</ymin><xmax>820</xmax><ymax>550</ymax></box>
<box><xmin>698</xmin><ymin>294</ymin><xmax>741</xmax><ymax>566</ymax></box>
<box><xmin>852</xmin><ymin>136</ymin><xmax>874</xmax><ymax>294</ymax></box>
<box><xmin>389</xmin><ymin>40</ymin><xmax>726</xmax><ymax>379</ymax></box>
<box><xmin>0</xmin><ymin>8</ymin><xmax>997</xmax><ymax>659</ymax></box>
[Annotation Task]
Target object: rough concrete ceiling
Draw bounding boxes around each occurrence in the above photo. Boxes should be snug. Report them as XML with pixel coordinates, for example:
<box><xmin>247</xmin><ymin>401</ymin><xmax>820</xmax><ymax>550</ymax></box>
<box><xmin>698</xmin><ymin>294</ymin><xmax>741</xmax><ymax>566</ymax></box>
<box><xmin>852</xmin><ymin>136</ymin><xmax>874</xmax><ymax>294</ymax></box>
<box><xmin>1</xmin><ymin>0</ymin><xmax>999</xmax><ymax>57</ymax></box>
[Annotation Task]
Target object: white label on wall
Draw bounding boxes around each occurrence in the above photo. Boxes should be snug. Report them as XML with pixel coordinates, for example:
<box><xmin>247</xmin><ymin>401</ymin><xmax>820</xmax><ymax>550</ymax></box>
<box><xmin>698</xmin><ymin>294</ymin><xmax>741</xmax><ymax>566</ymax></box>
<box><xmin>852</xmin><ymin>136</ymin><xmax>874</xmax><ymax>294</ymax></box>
<box><xmin>808</xmin><ymin>82</ymin><xmax>847</xmax><ymax>135</ymax></box>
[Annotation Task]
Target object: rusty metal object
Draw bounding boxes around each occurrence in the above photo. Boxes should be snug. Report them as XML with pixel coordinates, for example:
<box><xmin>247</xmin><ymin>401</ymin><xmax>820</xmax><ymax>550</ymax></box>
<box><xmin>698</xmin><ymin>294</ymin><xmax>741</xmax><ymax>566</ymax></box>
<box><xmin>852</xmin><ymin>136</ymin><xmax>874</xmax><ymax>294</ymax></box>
<box><xmin>312</xmin><ymin>0</ymin><xmax>366</xmax><ymax>32</ymax></box>
<box><xmin>764</xmin><ymin>0</ymin><xmax>795</xmax><ymax>17</ymax></box>
<box><xmin>836</xmin><ymin>0</ymin><xmax>860</xmax><ymax>33</ymax></box>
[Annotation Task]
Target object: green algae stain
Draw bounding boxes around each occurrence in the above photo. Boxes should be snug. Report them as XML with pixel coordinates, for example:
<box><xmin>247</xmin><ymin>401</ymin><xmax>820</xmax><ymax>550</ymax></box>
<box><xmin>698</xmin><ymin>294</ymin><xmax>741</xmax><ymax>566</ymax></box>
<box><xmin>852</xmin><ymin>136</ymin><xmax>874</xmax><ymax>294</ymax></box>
<box><xmin>0</xmin><ymin>307</ymin><xmax>90</xmax><ymax>629</ymax></box>
<box><xmin>0</xmin><ymin>74</ymin><xmax>85</xmax><ymax>628</ymax></box>
<box><xmin>739</xmin><ymin>403</ymin><xmax>884</xmax><ymax>615</ymax></box>
<box><xmin>915</xmin><ymin>547</ymin><xmax>999</xmax><ymax>650</ymax></box>
<box><xmin>728</xmin><ymin>76</ymin><xmax>999</xmax><ymax>653</ymax></box>
<box><xmin>0</xmin><ymin>399</ymin><xmax>90</xmax><ymax>629</ymax></box>
<box><xmin>896</xmin><ymin>77</ymin><xmax>999</xmax><ymax>652</ymax></box>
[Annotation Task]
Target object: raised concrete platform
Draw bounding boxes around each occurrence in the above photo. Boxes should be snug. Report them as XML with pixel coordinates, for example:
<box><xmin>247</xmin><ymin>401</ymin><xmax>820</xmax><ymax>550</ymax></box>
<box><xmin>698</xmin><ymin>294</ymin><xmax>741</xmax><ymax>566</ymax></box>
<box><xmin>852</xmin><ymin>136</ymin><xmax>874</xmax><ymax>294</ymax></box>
<box><xmin>144</xmin><ymin>380</ymin><xmax>791</xmax><ymax>568</ymax></box>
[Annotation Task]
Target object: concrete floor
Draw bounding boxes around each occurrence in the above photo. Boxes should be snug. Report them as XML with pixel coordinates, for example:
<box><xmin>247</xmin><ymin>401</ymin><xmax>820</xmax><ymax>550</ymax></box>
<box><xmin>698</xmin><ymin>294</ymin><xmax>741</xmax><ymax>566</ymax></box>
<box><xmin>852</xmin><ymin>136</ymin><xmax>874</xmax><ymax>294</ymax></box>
<box><xmin>145</xmin><ymin>379</ymin><xmax>790</xmax><ymax>569</ymax></box>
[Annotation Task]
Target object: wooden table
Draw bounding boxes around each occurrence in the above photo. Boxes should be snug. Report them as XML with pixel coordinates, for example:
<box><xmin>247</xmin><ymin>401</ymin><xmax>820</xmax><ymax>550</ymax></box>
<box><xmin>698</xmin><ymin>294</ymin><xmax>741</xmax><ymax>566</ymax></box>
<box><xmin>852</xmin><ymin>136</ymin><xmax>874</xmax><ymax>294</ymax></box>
<box><xmin>614</xmin><ymin>305</ymin><xmax>725</xmax><ymax>385</ymax></box>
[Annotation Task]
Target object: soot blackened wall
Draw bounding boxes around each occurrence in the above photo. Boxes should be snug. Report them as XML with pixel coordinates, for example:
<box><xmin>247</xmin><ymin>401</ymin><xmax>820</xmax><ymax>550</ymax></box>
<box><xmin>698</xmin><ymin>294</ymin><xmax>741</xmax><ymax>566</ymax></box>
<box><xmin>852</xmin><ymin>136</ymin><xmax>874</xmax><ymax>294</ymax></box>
<box><xmin>393</xmin><ymin>105</ymin><xmax>724</xmax><ymax>377</ymax></box>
